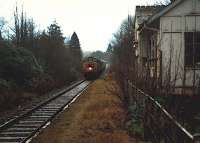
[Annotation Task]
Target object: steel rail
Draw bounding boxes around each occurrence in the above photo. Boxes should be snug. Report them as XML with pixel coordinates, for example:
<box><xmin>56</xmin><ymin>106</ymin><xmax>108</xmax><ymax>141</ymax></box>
<box><xmin>0</xmin><ymin>80</ymin><xmax>91</xmax><ymax>143</ymax></box>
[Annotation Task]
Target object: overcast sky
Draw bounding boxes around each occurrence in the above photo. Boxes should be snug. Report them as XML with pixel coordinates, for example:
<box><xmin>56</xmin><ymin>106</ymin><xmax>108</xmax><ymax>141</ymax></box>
<box><xmin>0</xmin><ymin>0</ymin><xmax>160</xmax><ymax>52</ymax></box>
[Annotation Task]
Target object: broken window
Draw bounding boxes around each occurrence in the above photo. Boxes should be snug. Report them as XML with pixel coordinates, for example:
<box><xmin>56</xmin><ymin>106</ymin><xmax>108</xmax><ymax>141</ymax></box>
<box><xmin>184</xmin><ymin>32</ymin><xmax>200</xmax><ymax>67</ymax></box>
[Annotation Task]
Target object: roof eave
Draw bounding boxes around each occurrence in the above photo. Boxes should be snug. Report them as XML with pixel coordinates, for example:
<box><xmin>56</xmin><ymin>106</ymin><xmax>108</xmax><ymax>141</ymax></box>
<box><xmin>147</xmin><ymin>0</ymin><xmax>184</xmax><ymax>25</ymax></box>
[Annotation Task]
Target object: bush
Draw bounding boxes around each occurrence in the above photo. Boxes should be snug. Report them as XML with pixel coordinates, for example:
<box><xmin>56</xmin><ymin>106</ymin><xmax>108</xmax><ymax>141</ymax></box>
<box><xmin>0</xmin><ymin>47</ymin><xmax>43</xmax><ymax>87</ymax></box>
<box><xmin>30</xmin><ymin>74</ymin><xmax>55</xmax><ymax>94</ymax></box>
<box><xmin>0</xmin><ymin>78</ymin><xmax>11</xmax><ymax>90</ymax></box>
<box><xmin>126</xmin><ymin>119</ymin><xmax>144</xmax><ymax>138</ymax></box>
<box><xmin>0</xmin><ymin>79</ymin><xmax>18</xmax><ymax>110</ymax></box>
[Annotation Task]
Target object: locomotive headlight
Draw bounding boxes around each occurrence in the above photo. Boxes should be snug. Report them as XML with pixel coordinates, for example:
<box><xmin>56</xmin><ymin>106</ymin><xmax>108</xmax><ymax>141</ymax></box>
<box><xmin>88</xmin><ymin>67</ymin><xmax>93</xmax><ymax>71</ymax></box>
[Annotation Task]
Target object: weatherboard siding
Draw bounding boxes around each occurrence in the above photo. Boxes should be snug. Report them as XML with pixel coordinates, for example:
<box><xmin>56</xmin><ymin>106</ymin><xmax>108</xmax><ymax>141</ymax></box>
<box><xmin>159</xmin><ymin>0</ymin><xmax>200</xmax><ymax>92</ymax></box>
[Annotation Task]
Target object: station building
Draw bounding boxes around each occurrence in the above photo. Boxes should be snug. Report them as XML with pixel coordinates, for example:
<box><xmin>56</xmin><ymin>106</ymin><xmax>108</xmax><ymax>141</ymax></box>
<box><xmin>134</xmin><ymin>0</ymin><xmax>200</xmax><ymax>95</ymax></box>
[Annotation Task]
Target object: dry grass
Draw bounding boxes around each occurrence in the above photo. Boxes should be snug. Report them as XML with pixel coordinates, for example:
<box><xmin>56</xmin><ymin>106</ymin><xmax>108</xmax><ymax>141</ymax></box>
<box><xmin>31</xmin><ymin>78</ymin><xmax>141</xmax><ymax>143</ymax></box>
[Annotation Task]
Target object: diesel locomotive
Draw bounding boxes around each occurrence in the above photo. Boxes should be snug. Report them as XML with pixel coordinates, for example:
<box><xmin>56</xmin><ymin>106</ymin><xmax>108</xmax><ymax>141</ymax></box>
<box><xmin>82</xmin><ymin>57</ymin><xmax>105</xmax><ymax>80</ymax></box>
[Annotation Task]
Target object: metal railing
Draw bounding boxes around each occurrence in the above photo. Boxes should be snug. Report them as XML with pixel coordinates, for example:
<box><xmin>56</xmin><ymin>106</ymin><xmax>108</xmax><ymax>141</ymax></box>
<box><xmin>126</xmin><ymin>80</ymin><xmax>200</xmax><ymax>143</ymax></box>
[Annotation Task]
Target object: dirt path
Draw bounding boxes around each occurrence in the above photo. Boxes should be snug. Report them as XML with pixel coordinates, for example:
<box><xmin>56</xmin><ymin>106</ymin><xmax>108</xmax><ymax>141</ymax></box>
<box><xmin>31</xmin><ymin>78</ymin><xmax>139</xmax><ymax>143</ymax></box>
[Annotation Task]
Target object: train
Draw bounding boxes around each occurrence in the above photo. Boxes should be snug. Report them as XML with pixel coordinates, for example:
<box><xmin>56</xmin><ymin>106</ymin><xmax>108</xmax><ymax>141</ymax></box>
<box><xmin>82</xmin><ymin>57</ymin><xmax>106</xmax><ymax>80</ymax></box>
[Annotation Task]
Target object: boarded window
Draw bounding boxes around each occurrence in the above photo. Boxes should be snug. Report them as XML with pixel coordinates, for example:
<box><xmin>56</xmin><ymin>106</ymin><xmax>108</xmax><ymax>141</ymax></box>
<box><xmin>184</xmin><ymin>32</ymin><xmax>200</xmax><ymax>66</ymax></box>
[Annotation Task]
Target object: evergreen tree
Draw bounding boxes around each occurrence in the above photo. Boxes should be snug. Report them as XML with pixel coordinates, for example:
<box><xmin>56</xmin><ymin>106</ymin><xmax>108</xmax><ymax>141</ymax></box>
<box><xmin>46</xmin><ymin>21</ymin><xmax>67</xmax><ymax>80</ymax></box>
<box><xmin>36</xmin><ymin>30</ymin><xmax>49</xmax><ymax>66</ymax></box>
<box><xmin>69</xmin><ymin>32</ymin><xmax>82</xmax><ymax>72</ymax></box>
<box><xmin>70</xmin><ymin>32</ymin><xmax>80</xmax><ymax>49</ymax></box>
<box><xmin>48</xmin><ymin>21</ymin><xmax>64</xmax><ymax>48</ymax></box>
<box><xmin>90</xmin><ymin>50</ymin><xmax>105</xmax><ymax>60</ymax></box>
<box><xmin>106</xmin><ymin>43</ymin><xmax>113</xmax><ymax>53</ymax></box>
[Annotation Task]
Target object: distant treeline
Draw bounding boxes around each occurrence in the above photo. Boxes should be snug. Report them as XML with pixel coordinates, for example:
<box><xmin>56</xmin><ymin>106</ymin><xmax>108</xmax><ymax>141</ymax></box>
<box><xmin>89</xmin><ymin>50</ymin><xmax>110</xmax><ymax>62</ymax></box>
<box><xmin>0</xmin><ymin>6</ymin><xmax>82</xmax><ymax>109</ymax></box>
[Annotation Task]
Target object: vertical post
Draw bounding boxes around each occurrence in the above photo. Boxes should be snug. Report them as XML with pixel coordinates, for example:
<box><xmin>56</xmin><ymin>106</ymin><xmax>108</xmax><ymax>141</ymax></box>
<box><xmin>127</xmin><ymin>79</ymin><xmax>130</xmax><ymax>104</ymax></box>
<box><xmin>129</xmin><ymin>81</ymin><xmax>133</xmax><ymax>104</ymax></box>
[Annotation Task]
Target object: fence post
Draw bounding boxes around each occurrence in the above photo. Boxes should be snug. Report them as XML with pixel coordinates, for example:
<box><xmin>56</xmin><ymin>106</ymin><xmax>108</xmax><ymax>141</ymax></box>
<box><xmin>194</xmin><ymin>134</ymin><xmax>200</xmax><ymax>143</ymax></box>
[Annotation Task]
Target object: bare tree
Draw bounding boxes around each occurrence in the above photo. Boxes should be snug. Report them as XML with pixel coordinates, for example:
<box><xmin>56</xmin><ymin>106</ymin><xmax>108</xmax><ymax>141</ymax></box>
<box><xmin>12</xmin><ymin>6</ymin><xmax>36</xmax><ymax>49</ymax></box>
<box><xmin>0</xmin><ymin>17</ymin><xmax>6</xmax><ymax>40</ymax></box>
<box><xmin>109</xmin><ymin>15</ymin><xmax>136</xmax><ymax>105</ymax></box>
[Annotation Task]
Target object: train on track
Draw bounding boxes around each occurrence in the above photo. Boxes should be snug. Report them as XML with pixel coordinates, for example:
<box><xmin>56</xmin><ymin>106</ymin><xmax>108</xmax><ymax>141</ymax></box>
<box><xmin>82</xmin><ymin>57</ymin><xmax>106</xmax><ymax>80</ymax></box>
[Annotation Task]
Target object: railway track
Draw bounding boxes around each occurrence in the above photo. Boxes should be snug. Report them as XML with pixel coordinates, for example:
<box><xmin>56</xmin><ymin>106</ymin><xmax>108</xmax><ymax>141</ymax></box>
<box><xmin>0</xmin><ymin>80</ymin><xmax>91</xmax><ymax>143</ymax></box>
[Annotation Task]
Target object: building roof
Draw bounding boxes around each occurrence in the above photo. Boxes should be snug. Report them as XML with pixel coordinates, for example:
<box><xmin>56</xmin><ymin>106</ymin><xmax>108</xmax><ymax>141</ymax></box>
<box><xmin>135</xmin><ymin>5</ymin><xmax>165</xmax><ymax>25</ymax></box>
<box><xmin>147</xmin><ymin>0</ymin><xmax>185</xmax><ymax>25</ymax></box>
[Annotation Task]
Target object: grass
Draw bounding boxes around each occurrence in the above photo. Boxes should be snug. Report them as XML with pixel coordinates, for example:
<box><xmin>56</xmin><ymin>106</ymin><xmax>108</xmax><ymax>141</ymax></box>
<box><xmin>31</xmin><ymin>78</ymin><xmax>143</xmax><ymax>143</ymax></box>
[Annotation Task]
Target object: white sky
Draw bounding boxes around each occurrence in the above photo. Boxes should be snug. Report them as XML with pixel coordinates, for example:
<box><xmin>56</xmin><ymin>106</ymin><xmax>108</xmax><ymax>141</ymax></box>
<box><xmin>0</xmin><ymin>0</ymin><xmax>159</xmax><ymax>52</ymax></box>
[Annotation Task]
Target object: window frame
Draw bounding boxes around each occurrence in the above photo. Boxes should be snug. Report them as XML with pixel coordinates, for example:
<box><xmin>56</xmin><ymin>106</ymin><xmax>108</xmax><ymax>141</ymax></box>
<box><xmin>184</xmin><ymin>32</ymin><xmax>200</xmax><ymax>68</ymax></box>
